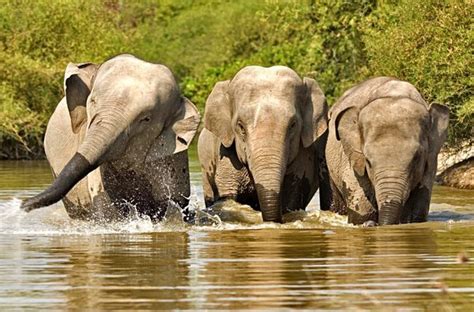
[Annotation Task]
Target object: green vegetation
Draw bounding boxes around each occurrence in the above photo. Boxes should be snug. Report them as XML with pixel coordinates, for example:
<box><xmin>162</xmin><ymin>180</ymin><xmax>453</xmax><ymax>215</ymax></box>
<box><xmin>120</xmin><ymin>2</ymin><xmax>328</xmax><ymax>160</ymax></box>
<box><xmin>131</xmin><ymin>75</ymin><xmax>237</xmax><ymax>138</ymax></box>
<box><xmin>1</xmin><ymin>0</ymin><xmax>472</xmax><ymax>159</ymax></box>
<box><xmin>363</xmin><ymin>0</ymin><xmax>473</xmax><ymax>146</ymax></box>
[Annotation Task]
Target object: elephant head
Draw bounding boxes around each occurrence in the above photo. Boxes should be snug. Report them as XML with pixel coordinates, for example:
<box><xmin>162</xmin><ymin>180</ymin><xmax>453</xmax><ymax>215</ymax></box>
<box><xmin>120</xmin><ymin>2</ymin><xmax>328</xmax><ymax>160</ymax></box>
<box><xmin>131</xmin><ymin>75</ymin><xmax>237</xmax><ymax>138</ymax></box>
<box><xmin>21</xmin><ymin>54</ymin><xmax>200</xmax><ymax>212</ymax></box>
<box><xmin>204</xmin><ymin>66</ymin><xmax>327</xmax><ymax>222</ymax></box>
<box><xmin>333</xmin><ymin>89</ymin><xmax>449</xmax><ymax>225</ymax></box>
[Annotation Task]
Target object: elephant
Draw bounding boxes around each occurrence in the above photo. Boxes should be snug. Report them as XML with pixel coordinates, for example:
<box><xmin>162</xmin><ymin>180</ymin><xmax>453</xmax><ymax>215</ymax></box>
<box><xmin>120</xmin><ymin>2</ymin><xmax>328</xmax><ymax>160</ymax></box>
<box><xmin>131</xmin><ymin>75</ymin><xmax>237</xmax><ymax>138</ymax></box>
<box><xmin>322</xmin><ymin>76</ymin><xmax>449</xmax><ymax>225</ymax></box>
<box><xmin>198</xmin><ymin>66</ymin><xmax>328</xmax><ymax>223</ymax></box>
<box><xmin>21</xmin><ymin>54</ymin><xmax>200</xmax><ymax>221</ymax></box>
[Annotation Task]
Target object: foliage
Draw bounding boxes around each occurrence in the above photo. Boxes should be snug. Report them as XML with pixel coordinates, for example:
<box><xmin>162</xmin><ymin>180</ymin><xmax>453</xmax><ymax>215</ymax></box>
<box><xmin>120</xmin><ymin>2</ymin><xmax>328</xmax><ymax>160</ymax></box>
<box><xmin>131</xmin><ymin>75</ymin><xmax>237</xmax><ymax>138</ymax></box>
<box><xmin>362</xmin><ymin>0</ymin><xmax>473</xmax><ymax>146</ymax></box>
<box><xmin>181</xmin><ymin>0</ymin><xmax>376</xmax><ymax>112</ymax></box>
<box><xmin>0</xmin><ymin>0</ymin><xmax>472</xmax><ymax>158</ymax></box>
<box><xmin>0</xmin><ymin>0</ymin><xmax>126</xmax><ymax>158</ymax></box>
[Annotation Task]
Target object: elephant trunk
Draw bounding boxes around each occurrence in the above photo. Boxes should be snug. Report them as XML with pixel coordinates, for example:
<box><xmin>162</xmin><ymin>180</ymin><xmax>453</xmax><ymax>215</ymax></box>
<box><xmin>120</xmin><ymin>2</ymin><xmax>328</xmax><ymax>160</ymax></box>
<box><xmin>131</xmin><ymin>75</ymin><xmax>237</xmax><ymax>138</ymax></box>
<box><xmin>21</xmin><ymin>111</ymin><xmax>128</xmax><ymax>212</ymax></box>
<box><xmin>21</xmin><ymin>153</ymin><xmax>98</xmax><ymax>212</ymax></box>
<box><xmin>374</xmin><ymin>171</ymin><xmax>409</xmax><ymax>225</ymax></box>
<box><xmin>250</xmin><ymin>146</ymin><xmax>287</xmax><ymax>223</ymax></box>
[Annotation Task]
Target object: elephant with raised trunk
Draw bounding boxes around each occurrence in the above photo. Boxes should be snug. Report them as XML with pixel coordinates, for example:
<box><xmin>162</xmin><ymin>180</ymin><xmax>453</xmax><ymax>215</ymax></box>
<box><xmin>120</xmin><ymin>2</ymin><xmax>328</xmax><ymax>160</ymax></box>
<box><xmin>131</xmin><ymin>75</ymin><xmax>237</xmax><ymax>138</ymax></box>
<box><xmin>322</xmin><ymin>77</ymin><xmax>449</xmax><ymax>225</ymax></box>
<box><xmin>198</xmin><ymin>66</ymin><xmax>328</xmax><ymax>223</ymax></box>
<box><xmin>21</xmin><ymin>54</ymin><xmax>200</xmax><ymax>221</ymax></box>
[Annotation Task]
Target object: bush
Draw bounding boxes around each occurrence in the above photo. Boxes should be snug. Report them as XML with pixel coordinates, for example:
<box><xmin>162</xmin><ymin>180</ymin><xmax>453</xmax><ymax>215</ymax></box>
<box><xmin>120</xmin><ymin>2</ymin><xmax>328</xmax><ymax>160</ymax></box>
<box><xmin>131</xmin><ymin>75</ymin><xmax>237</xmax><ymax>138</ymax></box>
<box><xmin>0</xmin><ymin>0</ymin><xmax>127</xmax><ymax>158</ymax></box>
<box><xmin>362</xmin><ymin>0</ymin><xmax>473</xmax><ymax>146</ymax></box>
<box><xmin>0</xmin><ymin>0</ymin><xmax>471</xmax><ymax>158</ymax></box>
<box><xmin>181</xmin><ymin>0</ymin><xmax>376</xmax><ymax>113</ymax></box>
<box><xmin>0</xmin><ymin>53</ymin><xmax>60</xmax><ymax>158</ymax></box>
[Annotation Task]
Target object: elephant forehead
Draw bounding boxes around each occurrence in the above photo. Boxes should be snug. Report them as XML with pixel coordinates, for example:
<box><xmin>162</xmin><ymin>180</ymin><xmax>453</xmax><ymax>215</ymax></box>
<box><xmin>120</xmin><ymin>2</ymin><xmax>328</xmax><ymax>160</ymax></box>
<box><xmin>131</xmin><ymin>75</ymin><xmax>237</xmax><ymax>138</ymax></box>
<box><xmin>364</xmin><ymin>139</ymin><xmax>422</xmax><ymax>166</ymax></box>
<box><xmin>95</xmin><ymin>57</ymin><xmax>178</xmax><ymax>97</ymax></box>
<box><xmin>231</xmin><ymin>69</ymin><xmax>302</xmax><ymax>98</ymax></box>
<box><xmin>236</xmin><ymin>100</ymin><xmax>296</xmax><ymax>122</ymax></box>
<box><xmin>92</xmin><ymin>75</ymin><xmax>179</xmax><ymax>110</ymax></box>
<box><xmin>360</xmin><ymin>98</ymin><xmax>429</xmax><ymax>127</ymax></box>
<box><xmin>360</xmin><ymin>100</ymin><xmax>430</xmax><ymax>145</ymax></box>
<box><xmin>231</xmin><ymin>81</ymin><xmax>302</xmax><ymax>106</ymax></box>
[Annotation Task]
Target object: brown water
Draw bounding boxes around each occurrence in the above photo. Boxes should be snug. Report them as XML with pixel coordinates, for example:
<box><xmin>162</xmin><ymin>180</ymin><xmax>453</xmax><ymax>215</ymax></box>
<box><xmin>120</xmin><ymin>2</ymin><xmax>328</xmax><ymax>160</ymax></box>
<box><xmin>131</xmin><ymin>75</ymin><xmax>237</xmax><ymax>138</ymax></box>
<box><xmin>0</xmin><ymin>157</ymin><xmax>473</xmax><ymax>310</ymax></box>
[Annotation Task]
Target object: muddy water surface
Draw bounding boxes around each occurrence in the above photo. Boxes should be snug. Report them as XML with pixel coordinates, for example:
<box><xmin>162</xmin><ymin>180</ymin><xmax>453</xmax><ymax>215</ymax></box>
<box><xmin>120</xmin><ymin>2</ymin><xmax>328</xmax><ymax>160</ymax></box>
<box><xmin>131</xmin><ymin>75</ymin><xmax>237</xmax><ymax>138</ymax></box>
<box><xmin>0</xmin><ymin>156</ymin><xmax>473</xmax><ymax>310</ymax></box>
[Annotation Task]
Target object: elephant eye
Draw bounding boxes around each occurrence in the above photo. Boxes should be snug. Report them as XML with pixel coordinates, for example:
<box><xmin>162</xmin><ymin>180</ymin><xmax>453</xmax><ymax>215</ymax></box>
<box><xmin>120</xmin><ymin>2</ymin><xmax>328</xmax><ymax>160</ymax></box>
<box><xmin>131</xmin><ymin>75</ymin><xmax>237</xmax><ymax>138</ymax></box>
<box><xmin>140</xmin><ymin>116</ymin><xmax>151</xmax><ymax>123</ymax></box>
<box><xmin>237</xmin><ymin>121</ymin><xmax>246</xmax><ymax>137</ymax></box>
<box><xmin>414</xmin><ymin>152</ymin><xmax>420</xmax><ymax>161</ymax></box>
<box><xmin>289</xmin><ymin>120</ymin><xmax>297</xmax><ymax>131</ymax></box>
<box><xmin>412</xmin><ymin>152</ymin><xmax>422</xmax><ymax>166</ymax></box>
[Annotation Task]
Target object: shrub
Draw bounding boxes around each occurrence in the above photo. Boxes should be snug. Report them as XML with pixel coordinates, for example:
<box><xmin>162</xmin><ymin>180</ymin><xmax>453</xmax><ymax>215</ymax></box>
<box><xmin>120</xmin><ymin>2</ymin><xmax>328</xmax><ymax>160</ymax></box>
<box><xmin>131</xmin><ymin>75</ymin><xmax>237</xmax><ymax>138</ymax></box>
<box><xmin>0</xmin><ymin>0</ymin><xmax>471</xmax><ymax>158</ymax></box>
<box><xmin>362</xmin><ymin>0</ymin><xmax>473</xmax><ymax>146</ymax></box>
<box><xmin>0</xmin><ymin>0</ymin><xmax>126</xmax><ymax>158</ymax></box>
<box><xmin>181</xmin><ymin>0</ymin><xmax>376</xmax><ymax>112</ymax></box>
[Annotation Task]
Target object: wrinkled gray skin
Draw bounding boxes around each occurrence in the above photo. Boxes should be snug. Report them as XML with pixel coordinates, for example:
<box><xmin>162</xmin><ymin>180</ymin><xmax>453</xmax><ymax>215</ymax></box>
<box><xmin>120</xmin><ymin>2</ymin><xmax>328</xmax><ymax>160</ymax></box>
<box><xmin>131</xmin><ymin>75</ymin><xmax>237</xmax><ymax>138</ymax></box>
<box><xmin>322</xmin><ymin>77</ymin><xmax>449</xmax><ymax>225</ymax></box>
<box><xmin>21</xmin><ymin>54</ymin><xmax>200</xmax><ymax>221</ymax></box>
<box><xmin>198</xmin><ymin>66</ymin><xmax>328</xmax><ymax>223</ymax></box>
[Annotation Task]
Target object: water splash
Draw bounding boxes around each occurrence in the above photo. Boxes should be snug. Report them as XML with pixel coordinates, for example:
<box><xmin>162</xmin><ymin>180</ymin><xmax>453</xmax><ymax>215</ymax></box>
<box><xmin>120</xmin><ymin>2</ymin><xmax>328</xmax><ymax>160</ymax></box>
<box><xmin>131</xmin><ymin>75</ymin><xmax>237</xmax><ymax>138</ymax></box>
<box><xmin>0</xmin><ymin>195</ymin><xmax>353</xmax><ymax>235</ymax></box>
<box><xmin>1</xmin><ymin>185</ymin><xmax>470</xmax><ymax>235</ymax></box>
<box><xmin>0</xmin><ymin>198</ymin><xmax>163</xmax><ymax>235</ymax></box>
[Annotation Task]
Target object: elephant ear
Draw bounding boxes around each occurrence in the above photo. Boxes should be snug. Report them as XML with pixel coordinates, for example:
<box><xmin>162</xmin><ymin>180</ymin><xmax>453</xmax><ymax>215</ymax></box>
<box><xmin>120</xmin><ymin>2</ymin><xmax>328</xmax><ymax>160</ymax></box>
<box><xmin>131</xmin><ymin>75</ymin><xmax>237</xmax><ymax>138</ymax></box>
<box><xmin>169</xmin><ymin>97</ymin><xmax>201</xmax><ymax>154</ymax></box>
<box><xmin>423</xmin><ymin>103</ymin><xmax>450</xmax><ymax>184</ymax></box>
<box><xmin>301</xmin><ymin>77</ymin><xmax>328</xmax><ymax>148</ymax></box>
<box><xmin>203</xmin><ymin>80</ymin><xmax>234</xmax><ymax>148</ymax></box>
<box><xmin>334</xmin><ymin>106</ymin><xmax>366</xmax><ymax>177</ymax></box>
<box><xmin>145</xmin><ymin>97</ymin><xmax>200</xmax><ymax>161</ymax></box>
<box><xmin>64</xmin><ymin>62</ymin><xmax>98</xmax><ymax>133</ymax></box>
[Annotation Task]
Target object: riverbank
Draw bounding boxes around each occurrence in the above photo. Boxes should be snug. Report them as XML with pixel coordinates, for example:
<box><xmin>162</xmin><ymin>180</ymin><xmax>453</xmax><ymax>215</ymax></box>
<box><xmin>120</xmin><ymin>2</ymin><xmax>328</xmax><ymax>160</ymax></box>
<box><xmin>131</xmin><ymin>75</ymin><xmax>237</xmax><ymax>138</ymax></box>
<box><xmin>437</xmin><ymin>143</ymin><xmax>474</xmax><ymax>189</ymax></box>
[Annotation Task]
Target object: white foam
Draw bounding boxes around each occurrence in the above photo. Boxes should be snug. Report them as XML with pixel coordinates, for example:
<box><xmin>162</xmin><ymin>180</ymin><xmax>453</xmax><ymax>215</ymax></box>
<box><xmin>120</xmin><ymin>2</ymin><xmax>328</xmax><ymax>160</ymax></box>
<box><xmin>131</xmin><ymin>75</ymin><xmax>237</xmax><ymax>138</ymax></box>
<box><xmin>0</xmin><ymin>196</ymin><xmax>354</xmax><ymax>235</ymax></box>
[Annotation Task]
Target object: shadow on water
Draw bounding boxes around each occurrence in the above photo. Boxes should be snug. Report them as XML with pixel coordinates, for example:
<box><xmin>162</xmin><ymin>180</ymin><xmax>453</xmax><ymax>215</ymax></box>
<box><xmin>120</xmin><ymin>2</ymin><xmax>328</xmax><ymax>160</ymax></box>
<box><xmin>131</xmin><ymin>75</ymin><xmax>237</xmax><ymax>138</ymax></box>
<box><xmin>0</xmin><ymin>156</ymin><xmax>473</xmax><ymax>309</ymax></box>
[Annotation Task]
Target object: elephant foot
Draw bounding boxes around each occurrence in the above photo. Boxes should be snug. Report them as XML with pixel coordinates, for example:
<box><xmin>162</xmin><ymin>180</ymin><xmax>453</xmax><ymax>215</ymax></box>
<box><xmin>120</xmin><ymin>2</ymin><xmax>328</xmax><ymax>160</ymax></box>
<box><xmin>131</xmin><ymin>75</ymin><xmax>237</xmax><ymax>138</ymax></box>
<box><xmin>362</xmin><ymin>220</ymin><xmax>377</xmax><ymax>227</ymax></box>
<box><xmin>347</xmin><ymin>208</ymin><xmax>378</xmax><ymax>225</ymax></box>
<box><xmin>195</xmin><ymin>209</ymin><xmax>221</xmax><ymax>226</ymax></box>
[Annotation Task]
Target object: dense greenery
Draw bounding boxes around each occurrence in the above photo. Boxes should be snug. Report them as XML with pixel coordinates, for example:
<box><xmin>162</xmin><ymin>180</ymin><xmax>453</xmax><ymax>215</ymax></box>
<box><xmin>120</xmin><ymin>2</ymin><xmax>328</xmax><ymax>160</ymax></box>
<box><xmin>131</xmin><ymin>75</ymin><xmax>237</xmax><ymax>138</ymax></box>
<box><xmin>363</xmin><ymin>0</ymin><xmax>473</xmax><ymax>146</ymax></box>
<box><xmin>1</xmin><ymin>0</ymin><xmax>472</xmax><ymax>159</ymax></box>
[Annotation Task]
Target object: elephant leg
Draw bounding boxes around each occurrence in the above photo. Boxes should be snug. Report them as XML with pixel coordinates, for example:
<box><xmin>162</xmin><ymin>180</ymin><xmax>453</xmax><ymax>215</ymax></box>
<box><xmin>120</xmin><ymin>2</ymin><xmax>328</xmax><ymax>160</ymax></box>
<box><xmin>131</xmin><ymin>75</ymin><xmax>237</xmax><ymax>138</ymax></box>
<box><xmin>106</xmin><ymin>150</ymin><xmax>191</xmax><ymax>222</ymax></box>
<box><xmin>155</xmin><ymin>151</ymin><xmax>193</xmax><ymax>222</ymax></box>
<box><xmin>338</xmin><ymin>163</ymin><xmax>377</xmax><ymax>225</ymax></box>
<box><xmin>198</xmin><ymin>128</ymin><xmax>220</xmax><ymax>208</ymax></box>
<box><xmin>214</xmin><ymin>150</ymin><xmax>256</xmax><ymax>208</ymax></box>
<box><xmin>346</xmin><ymin>190</ymin><xmax>378</xmax><ymax>225</ymax></box>
<box><xmin>282</xmin><ymin>146</ymin><xmax>319</xmax><ymax>213</ymax></box>
<box><xmin>348</xmin><ymin>207</ymin><xmax>378</xmax><ymax>225</ymax></box>
<box><xmin>318</xmin><ymin>180</ymin><xmax>333</xmax><ymax>211</ymax></box>
<box><xmin>102</xmin><ymin>162</ymin><xmax>160</xmax><ymax>220</ymax></box>
<box><xmin>202</xmin><ymin>171</ymin><xmax>217</xmax><ymax>208</ymax></box>
<box><xmin>328</xmin><ymin>176</ymin><xmax>347</xmax><ymax>215</ymax></box>
<box><xmin>402</xmin><ymin>185</ymin><xmax>431</xmax><ymax>223</ymax></box>
<box><xmin>316</xmin><ymin>131</ymin><xmax>332</xmax><ymax>211</ymax></box>
<box><xmin>318</xmin><ymin>167</ymin><xmax>332</xmax><ymax>211</ymax></box>
<box><xmin>281</xmin><ymin>173</ymin><xmax>312</xmax><ymax>213</ymax></box>
<box><xmin>338</xmin><ymin>177</ymin><xmax>377</xmax><ymax>225</ymax></box>
<box><xmin>325</xmin><ymin>134</ymin><xmax>376</xmax><ymax>223</ymax></box>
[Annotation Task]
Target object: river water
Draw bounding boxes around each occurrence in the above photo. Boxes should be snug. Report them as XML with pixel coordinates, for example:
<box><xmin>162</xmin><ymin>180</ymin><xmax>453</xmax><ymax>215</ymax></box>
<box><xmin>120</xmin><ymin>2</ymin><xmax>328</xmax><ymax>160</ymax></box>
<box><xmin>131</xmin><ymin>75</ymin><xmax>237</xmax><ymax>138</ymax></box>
<box><xmin>0</xmin><ymin>154</ymin><xmax>473</xmax><ymax>310</ymax></box>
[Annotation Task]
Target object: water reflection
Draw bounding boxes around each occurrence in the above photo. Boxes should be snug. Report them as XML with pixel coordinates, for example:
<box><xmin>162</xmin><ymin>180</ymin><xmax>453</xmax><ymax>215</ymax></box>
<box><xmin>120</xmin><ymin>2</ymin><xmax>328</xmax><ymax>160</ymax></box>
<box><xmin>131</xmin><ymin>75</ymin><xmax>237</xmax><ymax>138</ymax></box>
<box><xmin>3</xmin><ymin>225</ymin><xmax>472</xmax><ymax>310</ymax></box>
<box><xmin>0</xmin><ymin>233</ymin><xmax>191</xmax><ymax>310</ymax></box>
<box><xmin>0</xmin><ymin>157</ymin><xmax>473</xmax><ymax>309</ymax></box>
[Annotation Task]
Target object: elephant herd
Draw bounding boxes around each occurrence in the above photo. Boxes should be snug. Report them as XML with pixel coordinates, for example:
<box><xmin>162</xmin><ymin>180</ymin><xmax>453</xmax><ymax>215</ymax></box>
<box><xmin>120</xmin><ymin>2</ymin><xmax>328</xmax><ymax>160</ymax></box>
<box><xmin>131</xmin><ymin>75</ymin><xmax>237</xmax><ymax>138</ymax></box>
<box><xmin>21</xmin><ymin>54</ymin><xmax>449</xmax><ymax>226</ymax></box>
